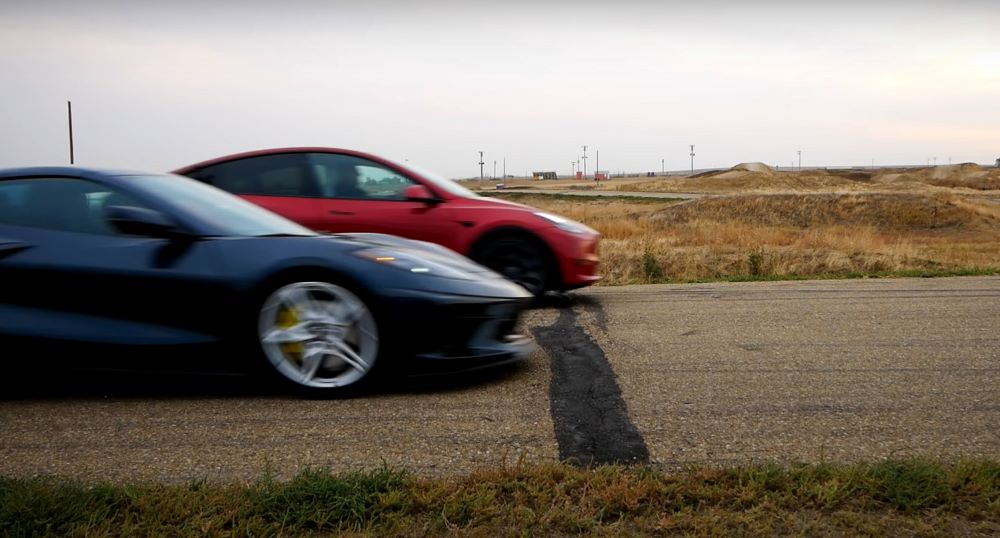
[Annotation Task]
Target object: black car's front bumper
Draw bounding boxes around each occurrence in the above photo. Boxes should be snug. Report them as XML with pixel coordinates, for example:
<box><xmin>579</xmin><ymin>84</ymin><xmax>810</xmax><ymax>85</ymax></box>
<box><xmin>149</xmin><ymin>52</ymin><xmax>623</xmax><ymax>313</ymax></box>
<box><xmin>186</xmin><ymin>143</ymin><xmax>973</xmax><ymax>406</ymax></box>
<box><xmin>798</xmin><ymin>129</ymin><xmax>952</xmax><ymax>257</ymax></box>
<box><xmin>379</xmin><ymin>287</ymin><xmax>535</xmax><ymax>375</ymax></box>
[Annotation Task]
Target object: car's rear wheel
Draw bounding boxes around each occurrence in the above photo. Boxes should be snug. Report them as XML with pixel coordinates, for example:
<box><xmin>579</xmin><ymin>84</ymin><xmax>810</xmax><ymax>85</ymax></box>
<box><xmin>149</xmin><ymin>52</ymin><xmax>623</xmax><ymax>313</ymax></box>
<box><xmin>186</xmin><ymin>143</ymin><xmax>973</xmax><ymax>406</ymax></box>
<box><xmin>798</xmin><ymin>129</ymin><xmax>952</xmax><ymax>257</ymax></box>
<box><xmin>473</xmin><ymin>235</ymin><xmax>551</xmax><ymax>296</ymax></box>
<box><xmin>257</xmin><ymin>281</ymin><xmax>379</xmax><ymax>396</ymax></box>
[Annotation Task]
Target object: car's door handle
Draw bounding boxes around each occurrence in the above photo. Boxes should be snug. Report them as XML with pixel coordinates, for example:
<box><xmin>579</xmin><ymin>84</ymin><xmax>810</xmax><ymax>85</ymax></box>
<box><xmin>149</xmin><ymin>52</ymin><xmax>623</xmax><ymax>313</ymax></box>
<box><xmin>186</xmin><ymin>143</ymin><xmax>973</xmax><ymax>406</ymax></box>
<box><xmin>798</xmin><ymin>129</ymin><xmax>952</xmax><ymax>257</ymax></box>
<box><xmin>328</xmin><ymin>210</ymin><xmax>354</xmax><ymax>216</ymax></box>
<box><xmin>0</xmin><ymin>240</ymin><xmax>31</xmax><ymax>259</ymax></box>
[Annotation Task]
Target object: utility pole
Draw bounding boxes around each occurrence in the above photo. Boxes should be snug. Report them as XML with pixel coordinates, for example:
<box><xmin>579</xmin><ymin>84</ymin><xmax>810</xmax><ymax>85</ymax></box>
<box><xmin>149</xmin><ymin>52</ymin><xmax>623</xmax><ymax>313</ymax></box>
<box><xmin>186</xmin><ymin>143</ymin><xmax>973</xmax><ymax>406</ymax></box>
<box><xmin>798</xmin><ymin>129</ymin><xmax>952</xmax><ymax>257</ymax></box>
<box><xmin>67</xmin><ymin>100</ymin><xmax>75</xmax><ymax>165</ymax></box>
<box><xmin>689</xmin><ymin>144</ymin><xmax>695</xmax><ymax>174</ymax></box>
<box><xmin>478</xmin><ymin>151</ymin><xmax>484</xmax><ymax>183</ymax></box>
<box><xmin>661</xmin><ymin>158</ymin><xmax>664</xmax><ymax>175</ymax></box>
<box><xmin>493</xmin><ymin>160</ymin><xmax>496</xmax><ymax>180</ymax></box>
<box><xmin>581</xmin><ymin>145</ymin><xmax>588</xmax><ymax>178</ymax></box>
<box><xmin>595</xmin><ymin>150</ymin><xmax>599</xmax><ymax>181</ymax></box>
<box><xmin>571</xmin><ymin>161</ymin><xmax>576</xmax><ymax>176</ymax></box>
<box><xmin>503</xmin><ymin>157</ymin><xmax>506</xmax><ymax>179</ymax></box>
<box><xmin>797</xmin><ymin>150</ymin><xmax>801</xmax><ymax>171</ymax></box>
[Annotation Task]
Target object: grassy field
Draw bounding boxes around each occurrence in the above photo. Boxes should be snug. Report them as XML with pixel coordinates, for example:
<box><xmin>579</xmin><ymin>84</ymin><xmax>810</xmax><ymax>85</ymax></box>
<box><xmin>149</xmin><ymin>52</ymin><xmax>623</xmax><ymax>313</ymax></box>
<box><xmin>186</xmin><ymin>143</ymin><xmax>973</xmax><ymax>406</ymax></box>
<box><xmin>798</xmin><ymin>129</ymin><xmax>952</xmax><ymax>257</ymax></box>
<box><xmin>469</xmin><ymin>162</ymin><xmax>1000</xmax><ymax>195</ymax></box>
<box><xmin>613</xmin><ymin>163</ymin><xmax>1000</xmax><ymax>194</ymax></box>
<box><xmin>3</xmin><ymin>459</ymin><xmax>997</xmax><ymax>536</ymax></box>
<box><xmin>488</xmin><ymin>189</ymin><xmax>1000</xmax><ymax>285</ymax></box>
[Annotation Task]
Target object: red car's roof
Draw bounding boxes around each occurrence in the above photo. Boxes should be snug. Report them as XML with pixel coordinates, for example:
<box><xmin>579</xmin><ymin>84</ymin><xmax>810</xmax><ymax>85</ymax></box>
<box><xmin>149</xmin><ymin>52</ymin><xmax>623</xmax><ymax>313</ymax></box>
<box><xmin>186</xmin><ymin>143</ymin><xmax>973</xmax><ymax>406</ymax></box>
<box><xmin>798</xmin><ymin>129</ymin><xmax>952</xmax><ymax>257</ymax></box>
<box><xmin>172</xmin><ymin>147</ymin><xmax>395</xmax><ymax>175</ymax></box>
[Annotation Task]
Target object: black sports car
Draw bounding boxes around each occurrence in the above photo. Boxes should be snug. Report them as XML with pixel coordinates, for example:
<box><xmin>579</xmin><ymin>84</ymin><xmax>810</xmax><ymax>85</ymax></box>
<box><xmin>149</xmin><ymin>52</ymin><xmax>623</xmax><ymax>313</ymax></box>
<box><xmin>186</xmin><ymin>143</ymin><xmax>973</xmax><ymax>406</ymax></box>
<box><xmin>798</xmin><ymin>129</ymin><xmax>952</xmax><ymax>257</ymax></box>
<box><xmin>0</xmin><ymin>167</ymin><xmax>534</xmax><ymax>396</ymax></box>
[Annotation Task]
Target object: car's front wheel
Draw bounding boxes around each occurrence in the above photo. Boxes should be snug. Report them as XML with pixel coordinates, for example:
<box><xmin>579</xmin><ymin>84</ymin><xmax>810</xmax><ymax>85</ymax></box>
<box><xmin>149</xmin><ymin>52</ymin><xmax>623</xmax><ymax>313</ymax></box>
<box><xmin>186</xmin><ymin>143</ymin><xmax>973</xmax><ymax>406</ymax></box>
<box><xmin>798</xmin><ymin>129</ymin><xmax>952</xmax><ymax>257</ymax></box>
<box><xmin>256</xmin><ymin>281</ymin><xmax>379</xmax><ymax>396</ymax></box>
<box><xmin>472</xmin><ymin>235</ymin><xmax>552</xmax><ymax>297</ymax></box>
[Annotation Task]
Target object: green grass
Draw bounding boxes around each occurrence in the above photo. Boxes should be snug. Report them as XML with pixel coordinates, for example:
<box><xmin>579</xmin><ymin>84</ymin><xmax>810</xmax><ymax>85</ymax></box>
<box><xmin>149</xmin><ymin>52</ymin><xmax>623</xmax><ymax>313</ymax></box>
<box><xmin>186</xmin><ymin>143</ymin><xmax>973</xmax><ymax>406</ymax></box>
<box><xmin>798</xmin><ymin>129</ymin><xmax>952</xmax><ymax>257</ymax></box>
<box><xmin>3</xmin><ymin>459</ymin><xmax>998</xmax><ymax>536</ymax></box>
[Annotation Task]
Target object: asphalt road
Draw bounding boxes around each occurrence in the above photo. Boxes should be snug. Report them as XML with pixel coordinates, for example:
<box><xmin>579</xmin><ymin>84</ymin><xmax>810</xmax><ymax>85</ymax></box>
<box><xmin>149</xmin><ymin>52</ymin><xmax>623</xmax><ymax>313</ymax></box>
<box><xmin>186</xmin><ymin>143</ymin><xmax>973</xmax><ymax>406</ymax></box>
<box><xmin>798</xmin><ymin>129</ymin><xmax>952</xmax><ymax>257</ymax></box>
<box><xmin>1</xmin><ymin>277</ymin><xmax>997</xmax><ymax>483</ymax></box>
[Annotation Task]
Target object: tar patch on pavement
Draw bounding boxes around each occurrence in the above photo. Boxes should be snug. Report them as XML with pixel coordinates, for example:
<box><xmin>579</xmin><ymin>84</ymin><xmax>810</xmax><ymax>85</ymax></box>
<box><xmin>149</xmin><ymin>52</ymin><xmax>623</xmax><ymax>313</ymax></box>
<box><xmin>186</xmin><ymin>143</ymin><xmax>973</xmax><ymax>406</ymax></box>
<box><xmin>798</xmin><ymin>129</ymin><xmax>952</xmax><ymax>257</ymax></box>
<box><xmin>532</xmin><ymin>305</ymin><xmax>650</xmax><ymax>466</ymax></box>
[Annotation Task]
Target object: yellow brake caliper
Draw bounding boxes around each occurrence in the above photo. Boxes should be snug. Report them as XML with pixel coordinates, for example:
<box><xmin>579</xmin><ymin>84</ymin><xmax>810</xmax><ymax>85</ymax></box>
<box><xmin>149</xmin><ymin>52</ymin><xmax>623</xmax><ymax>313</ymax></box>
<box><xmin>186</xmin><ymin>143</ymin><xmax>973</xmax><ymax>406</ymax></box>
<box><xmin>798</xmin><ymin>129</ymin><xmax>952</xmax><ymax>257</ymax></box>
<box><xmin>277</xmin><ymin>305</ymin><xmax>304</xmax><ymax>364</ymax></box>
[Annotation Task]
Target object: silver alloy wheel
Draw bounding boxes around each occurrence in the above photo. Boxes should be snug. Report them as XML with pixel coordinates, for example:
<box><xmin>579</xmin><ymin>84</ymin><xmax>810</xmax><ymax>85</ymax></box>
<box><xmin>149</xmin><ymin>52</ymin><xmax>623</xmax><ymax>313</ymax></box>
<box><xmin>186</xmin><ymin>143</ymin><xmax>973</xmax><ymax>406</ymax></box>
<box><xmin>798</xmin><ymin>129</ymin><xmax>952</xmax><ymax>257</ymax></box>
<box><xmin>258</xmin><ymin>282</ymin><xmax>378</xmax><ymax>389</ymax></box>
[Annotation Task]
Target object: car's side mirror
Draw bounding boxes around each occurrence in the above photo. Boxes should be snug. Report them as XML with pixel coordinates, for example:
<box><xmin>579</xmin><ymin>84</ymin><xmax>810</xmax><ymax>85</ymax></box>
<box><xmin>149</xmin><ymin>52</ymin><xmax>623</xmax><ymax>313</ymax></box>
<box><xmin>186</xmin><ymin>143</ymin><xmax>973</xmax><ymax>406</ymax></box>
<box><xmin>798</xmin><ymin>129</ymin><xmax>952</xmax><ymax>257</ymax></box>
<box><xmin>105</xmin><ymin>205</ymin><xmax>188</xmax><ymax>239</ymax></box>
<box><xmin>403</xmin><ymin>184</ymin><xmax>440</xmax><ymax>204</ymax></box>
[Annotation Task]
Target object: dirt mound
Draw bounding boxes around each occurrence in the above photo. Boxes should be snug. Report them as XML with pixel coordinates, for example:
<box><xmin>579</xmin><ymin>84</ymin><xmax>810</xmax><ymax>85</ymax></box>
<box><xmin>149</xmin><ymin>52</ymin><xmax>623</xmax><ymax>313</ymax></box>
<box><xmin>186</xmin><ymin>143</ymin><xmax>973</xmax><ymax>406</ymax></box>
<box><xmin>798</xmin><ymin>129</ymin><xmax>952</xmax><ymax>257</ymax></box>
<box><xmin>702</xmin><ymin>162</ymin><xmax>776</xmax><ymax>181</ymax></box>
<box><xmin>731</xmin><ymin>162</ymin><xmax>775</xmax><ymax>173</ymax></box>
<box><xmin>653</xmin><ymin>194</ymin><xmax>1000</xmax><ymax>231</ymax></box>
<box><xmin>931</xmin><ymin>163</ymin><xmax>983</xmax><ymax>179</ymax></box>
<box><xmin>623</xmin><ymin>170</ymin><xmax>865</xmax><ymax>193</ymax></box>
<box><xmin>618</xmin><ymin>164</ymin><xmax>1000</xmax><ymax>194</ymax></box>
<box><xmin>656</xmin><ymin>163</ymin><xmax>882</xmax><ymax>192</ymax></box>
<box><xmin>873</xmin><ymin>164</ymin><xmax>1000</xmax><ymax>190</ymax></box>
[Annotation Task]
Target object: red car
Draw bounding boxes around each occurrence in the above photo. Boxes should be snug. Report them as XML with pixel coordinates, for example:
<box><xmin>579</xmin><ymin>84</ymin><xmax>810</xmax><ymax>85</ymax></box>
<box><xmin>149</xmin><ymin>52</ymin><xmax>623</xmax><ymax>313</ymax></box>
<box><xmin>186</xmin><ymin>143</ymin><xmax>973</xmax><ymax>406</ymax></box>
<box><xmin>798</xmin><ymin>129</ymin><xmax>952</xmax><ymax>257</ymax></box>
<box><xmin>172</xmin><ymin>148</ymin><xmax>600</xmax><ymax>295</ymax></box>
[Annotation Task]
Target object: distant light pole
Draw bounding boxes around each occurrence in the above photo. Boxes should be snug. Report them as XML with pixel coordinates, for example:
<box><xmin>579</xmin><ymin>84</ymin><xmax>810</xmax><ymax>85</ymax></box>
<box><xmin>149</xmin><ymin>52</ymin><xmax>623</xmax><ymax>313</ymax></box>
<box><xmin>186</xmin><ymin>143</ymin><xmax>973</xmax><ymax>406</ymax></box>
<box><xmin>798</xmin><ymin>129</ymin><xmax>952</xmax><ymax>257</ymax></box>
<box><xmin>571</xmin><ymin>161</ymin><xmax>576</xmax><ymax>176</ymax></box>
<box><xmin>595</xmin><ymin>150</ymin><xmax>599</xmax><ymax>181</ymax></box>
<box><xmin>503</xmin><ymin>158</ymin><xmax>506</xmax><ymax>179</ymax></box>
<box><xmin>581</xmin><ymin>145</ymin><xmax>588</xmax><ymax>178</ymax></box>
<box><xmin>689</xmin><ymin>144</ymin><xmax>695</xmax><ymax>174</ymax></box>
<box><xmin>661</xmin><ymin>158</ymin><xmax>664</xmax><ymax>175</ymax></box>
<box><xmin>67</xmin><ymin>100</ymin><xmax>75</xmax><ymax>165</ymax></box>
<box><xmin>493</xmin><ymin>160</ymin><xmax>496</xmax><ymax>180</ymax></box>
<box><xmin>797</xmin><ymin>150</ymin><xmax>801</xmax><ymax>171</ymax></box>
<box><xmin>478</xmin><ymin>151</ymin><xmax>484</xmax><ymax>183</ymax></box>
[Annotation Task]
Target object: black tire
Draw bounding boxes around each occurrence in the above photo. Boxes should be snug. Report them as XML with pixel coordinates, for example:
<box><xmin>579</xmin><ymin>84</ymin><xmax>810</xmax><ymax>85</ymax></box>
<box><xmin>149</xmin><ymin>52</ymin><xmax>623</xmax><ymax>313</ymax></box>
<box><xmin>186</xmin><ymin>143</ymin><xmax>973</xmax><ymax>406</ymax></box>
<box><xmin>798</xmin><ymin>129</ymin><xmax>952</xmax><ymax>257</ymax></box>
<box><xmin>472</xmin><ymin>235</ymin><xmax>552</xmax><ymax>296</ymax></box>
<box><xmin>253</xmin><ymin>279</ymin><xmax>382</xmax><ymax>398</ymax></box>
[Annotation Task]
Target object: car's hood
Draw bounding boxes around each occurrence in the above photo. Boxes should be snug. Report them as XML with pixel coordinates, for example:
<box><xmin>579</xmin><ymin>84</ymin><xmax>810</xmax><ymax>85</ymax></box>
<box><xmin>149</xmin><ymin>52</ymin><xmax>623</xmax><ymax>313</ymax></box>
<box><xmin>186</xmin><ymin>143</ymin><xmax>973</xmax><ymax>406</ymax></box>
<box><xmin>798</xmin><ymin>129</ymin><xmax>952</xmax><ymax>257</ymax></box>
<box><xmin>456</xmin><ymin>195</ymin><xmax>599</xmax><ymax>236</ymax></box>
<box><xmin>323</xmin><ymin>232</ymin><xmax>500</xmax><ymax>279</ymax></box>
<box><xmin>474</xmin><ymin>196</ymin><xmax>535</xmax><ymax>211</ymax></box>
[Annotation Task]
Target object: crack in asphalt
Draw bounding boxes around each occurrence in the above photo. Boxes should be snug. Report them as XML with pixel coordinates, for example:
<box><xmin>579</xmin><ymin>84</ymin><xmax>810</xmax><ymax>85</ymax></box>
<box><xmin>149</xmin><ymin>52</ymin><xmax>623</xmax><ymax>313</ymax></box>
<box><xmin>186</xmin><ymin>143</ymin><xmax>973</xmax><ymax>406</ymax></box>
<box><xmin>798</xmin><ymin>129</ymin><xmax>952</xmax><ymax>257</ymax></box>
<box><xmin>532</xmin><ymin>304</ymin><xmax>649</xmax><ymax>466</ymax></box>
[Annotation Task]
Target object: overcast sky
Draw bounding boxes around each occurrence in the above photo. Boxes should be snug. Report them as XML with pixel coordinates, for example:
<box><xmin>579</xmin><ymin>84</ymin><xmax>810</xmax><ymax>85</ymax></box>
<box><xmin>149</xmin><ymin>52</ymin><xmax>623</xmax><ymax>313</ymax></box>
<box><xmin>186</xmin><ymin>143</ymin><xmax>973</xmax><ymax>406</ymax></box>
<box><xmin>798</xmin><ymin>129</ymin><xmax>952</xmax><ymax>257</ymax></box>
<box><xmin>2</xmin><ymin>0</ymin><xmax>998</xmax><ymax>178</ymax></box>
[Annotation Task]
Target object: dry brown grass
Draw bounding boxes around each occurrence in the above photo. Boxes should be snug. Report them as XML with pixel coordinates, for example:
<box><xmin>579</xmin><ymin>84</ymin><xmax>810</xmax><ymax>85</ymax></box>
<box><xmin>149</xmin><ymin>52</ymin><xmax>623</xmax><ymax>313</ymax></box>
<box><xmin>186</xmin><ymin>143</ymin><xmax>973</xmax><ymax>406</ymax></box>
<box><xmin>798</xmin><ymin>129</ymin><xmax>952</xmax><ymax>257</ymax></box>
<box><xmin>492</xmin><ymin>192</ymin><xmax>1000</xmax><ymax>284</ymax></box>
<box><xmin>614</xmin><ymin>163</ymin><xmax>1000</xmax><ymax>195</ymax></box>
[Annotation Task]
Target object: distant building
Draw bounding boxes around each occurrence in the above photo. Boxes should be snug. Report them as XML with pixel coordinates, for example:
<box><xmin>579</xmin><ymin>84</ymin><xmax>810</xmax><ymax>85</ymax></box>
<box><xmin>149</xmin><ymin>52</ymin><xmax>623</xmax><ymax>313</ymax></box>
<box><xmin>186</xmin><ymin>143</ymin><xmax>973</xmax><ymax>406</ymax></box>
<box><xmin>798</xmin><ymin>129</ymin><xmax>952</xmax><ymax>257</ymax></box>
<box><xmin>532</xmin><ymin>171</ymin><xmax>557</xmax><ymax>180</ymax></box>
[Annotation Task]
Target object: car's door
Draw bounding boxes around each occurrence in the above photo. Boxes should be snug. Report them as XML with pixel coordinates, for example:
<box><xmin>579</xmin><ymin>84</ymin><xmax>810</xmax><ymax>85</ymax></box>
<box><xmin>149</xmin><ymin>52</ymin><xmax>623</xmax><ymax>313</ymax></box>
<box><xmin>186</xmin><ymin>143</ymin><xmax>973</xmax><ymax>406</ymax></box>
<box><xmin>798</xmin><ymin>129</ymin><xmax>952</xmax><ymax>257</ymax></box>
<box><xmin>0</xmin><ymin>176</ymin><xmax>231</xmax><ymax>352</ymax></box>
<box><xmin>305</xmin><ymin>152</ymin><xmax>457</xmax><ymax>248</ymax></box>
<box><xmin>182</xmin><ymin>153</ymin><xmax>325</xmax><ymax>230</ymax></box>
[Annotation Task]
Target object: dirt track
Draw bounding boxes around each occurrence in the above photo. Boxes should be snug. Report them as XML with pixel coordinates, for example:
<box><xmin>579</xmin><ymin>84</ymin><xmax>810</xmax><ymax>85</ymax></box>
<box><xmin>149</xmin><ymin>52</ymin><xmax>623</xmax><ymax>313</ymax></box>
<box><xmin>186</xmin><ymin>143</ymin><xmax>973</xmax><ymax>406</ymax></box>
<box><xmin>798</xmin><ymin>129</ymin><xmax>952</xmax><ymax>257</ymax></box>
<box><xmin>1</xmin><ymin>277</ymin><xmax>997</xmax><ymax>483</ymax></box>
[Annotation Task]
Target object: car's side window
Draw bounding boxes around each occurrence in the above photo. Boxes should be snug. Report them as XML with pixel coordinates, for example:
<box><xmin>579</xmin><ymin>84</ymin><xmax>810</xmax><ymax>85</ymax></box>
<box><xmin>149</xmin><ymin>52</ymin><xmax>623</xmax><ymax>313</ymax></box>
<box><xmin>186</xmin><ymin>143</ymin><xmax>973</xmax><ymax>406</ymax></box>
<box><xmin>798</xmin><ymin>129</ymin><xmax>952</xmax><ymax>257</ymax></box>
<box><xmin>309</xmin><ymin>153</ymin><xmax>416</xmax><ymax>200</ymax></box>
<box><xmin>188</xmin><ymin>154</ymin><xmax>318</xmax><ymax>197</ymax></box>
<box><xmin>0</xmin><ymin>177</ymin><xmax>147</xmax><ymax>236</ymax></box>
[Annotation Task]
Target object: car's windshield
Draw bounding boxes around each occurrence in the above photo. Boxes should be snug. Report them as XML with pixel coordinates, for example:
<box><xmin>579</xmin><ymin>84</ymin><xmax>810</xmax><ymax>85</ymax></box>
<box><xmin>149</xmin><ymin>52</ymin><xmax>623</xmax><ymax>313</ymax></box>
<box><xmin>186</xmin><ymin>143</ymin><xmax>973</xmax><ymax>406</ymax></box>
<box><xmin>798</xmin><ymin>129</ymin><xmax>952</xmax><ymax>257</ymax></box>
<box><xmin>390</xmin><ymin>160</ymin><xmax>480</xmax><ymax>198</ymax></box>
<box><xmin>125</xmin><ymin>173</ymin><xmax>317</xmax><ymax>237</ymax></box>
